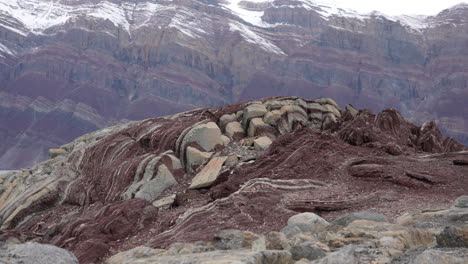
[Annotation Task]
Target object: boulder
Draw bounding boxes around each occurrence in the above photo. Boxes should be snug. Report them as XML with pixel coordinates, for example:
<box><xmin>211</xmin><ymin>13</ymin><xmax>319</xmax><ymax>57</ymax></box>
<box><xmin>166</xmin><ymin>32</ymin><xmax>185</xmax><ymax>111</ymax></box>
<box><xmin>152</xmin><ymin>194</ymin><xmax>177</xmax><ymax>209</ymax></box>
<box><xmin>212</xmin><ymin>229</ymin><xmax>260</xmax><ymax>250</ymax></box>
<box><xmin>189</xmin><ymin>156</ymin><xmax>228</xmax><ymax>189</ymax></box>
<box><xmin>0</xmin><ymin>242</ymin><xmax>79</xmax><ymax>264</ymax></box>
<box><xmin>311</xmin><ymin>245</ymin><xmax>357</xmax><ymax>264</ymax></box>
<box><xmin>266</xmin><ymin>232</ymin><xmax>290</xmax><ymax>250</ymax></box>
<box><xmin>243</xmin><ymin>104</ymin><xmax>268</xmax><ymax>127</ymax></box>
<box><xmin>264</xmin><ymin>110</ymin><xmax>282</xmax><ymax>126</ymax></box>
<box><xmin>134</xmin><ymin>164</ymin><xmax>178</xmax><ymax>202</ymax></box>
<box><xmin>281</xmin><ymin>213</ymin><xmax>330</xmax><ymax>237</ymax></box>
<box><xmin>248</xmin><ymin>118</ymin><xmax>266</xmax><ymax>137</ymax></box>
<box><xmin>332</xmin><ymin>211</ymin><xmax>389</xmax><ymax>227</ymax></box>
<box><xmin>219</xmin><ymin>113</ymin><xmax>237</xmax><ymax>130</ymax></box>
<box><xmin>280</xmin><ymin>105</ymin><xmax>307</xmax><ymax>116</ymax></box>
<box><xmin>107</xmin><ymin>248</ymin><xmax>292</xmax><ymax>264</ymax></box>
<box><xmin>289</xmin><ymin>242</ymin><xmax>327</xmax><ymax>261</ymax></box>
<box><xmin>186</xmin><ymin>146</ymin><xmax>213</xmax><ymax>172</ymax></box>
<box><xmin>412</xmin><ymin>249</ymin><xmax>466</xmax><ymax>264</ymax></box>
<box><xmin>182</xmin><ymin>122</ymin><xmax>223</xmax><ymax>153</ymax></box>
<box><xmin>254</xmin><ymin>136</ymin><xmax>273</xmax><ymax>151</ymax></box>
<box><xmin>436</xmin><ymin>226</ymin><xmax>468</xmax><ymax>247</ymax></box>
<box><xmin>225</xmin><ymin>121</ymin><xmax>245</xmax><ymax>141</ymax></box>
<box><xmin>452</xmin><ymin>196</ymin><xmax>468</xmax><ymax>208</ymax></box>
<box><xmin>48</xmin><ymin>148</ymin><xmax>67</xmax><ymax>159</ymax></box>
<box><xmin>220</xmin><ymin>135</ymin><xmax>231</xmax><ymax>146</ymax></box>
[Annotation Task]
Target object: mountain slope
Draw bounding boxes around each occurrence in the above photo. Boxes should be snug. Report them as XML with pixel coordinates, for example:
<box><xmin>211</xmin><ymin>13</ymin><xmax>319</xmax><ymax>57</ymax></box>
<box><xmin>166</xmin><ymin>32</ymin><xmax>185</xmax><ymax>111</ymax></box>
<box><xmin>0</xmin><ymin>0</ymin><xmax>467</xmax><ymax>168</ymax></box>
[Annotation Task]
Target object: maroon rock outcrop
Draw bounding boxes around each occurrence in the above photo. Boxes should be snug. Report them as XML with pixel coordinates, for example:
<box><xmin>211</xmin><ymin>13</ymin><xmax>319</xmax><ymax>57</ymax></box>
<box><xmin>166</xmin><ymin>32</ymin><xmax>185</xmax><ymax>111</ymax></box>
<box><xmin>0</xmin><ymin>0</ymin><xmax>467</xmax><ymax>169</ymax></box>
<box><xmin>0</xmin><ymin>97</ymin><xmax>466</xmax><ymax>263</ymax></box>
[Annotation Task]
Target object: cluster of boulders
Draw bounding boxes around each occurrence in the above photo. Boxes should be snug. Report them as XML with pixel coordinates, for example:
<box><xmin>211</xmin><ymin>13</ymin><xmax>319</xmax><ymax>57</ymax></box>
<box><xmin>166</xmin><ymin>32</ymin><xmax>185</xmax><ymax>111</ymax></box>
<box><xmin>105</xmin><ymin>196</ymin><xmax>468</xmax><ymax>264</ymax></box>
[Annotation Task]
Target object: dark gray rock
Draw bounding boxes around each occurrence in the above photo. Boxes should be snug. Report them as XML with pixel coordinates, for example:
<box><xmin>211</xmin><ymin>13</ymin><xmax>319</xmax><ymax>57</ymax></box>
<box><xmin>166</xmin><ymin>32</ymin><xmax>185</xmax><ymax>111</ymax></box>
<box><xmin>331</xmin><ymin>211</ymin><xmax>389</xmax><ymax>227</ymax></box>
<box><xmin>289</xmin><ymin>242</ymin><xmax>327</xmax><ymax>261</ymax></box>
<box><xmin>436</xmin><ymin>226</ymin><xmax>468</xmax><ymax>248</ymax></box>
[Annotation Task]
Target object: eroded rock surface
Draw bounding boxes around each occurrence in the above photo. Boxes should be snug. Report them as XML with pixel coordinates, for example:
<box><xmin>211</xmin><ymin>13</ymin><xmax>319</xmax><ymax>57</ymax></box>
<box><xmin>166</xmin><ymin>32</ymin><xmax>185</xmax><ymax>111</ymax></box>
<box><xmin>0</xmin><ymin>97</ymin><xmax>466</xmax><ymax>263</ymax></box>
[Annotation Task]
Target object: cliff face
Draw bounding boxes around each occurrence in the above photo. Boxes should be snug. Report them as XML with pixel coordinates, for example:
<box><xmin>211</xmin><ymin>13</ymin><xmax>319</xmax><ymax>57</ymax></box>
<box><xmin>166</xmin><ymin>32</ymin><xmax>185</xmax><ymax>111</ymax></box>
<box><xmin>0</xmin><ymin>0</ymin><xmax>467</xmax><ymax>168</ymax></box>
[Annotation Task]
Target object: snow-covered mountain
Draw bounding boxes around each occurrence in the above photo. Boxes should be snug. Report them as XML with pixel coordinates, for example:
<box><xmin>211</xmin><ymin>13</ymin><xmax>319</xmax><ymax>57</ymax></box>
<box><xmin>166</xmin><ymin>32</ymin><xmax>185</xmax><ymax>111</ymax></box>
<box><xmin>0</xmin><ymin>0</ymin><xmax>467</xmax><ymax>168</ymax></box>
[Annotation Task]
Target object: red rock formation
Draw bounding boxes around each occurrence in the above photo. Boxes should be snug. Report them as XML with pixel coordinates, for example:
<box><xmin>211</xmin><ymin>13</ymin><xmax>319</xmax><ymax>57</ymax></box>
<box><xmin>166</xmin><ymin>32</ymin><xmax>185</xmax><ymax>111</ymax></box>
<box><xmin>0</xmin><ymin>97</ymin><xmax>465</xmax><ymax>263</ymax></box>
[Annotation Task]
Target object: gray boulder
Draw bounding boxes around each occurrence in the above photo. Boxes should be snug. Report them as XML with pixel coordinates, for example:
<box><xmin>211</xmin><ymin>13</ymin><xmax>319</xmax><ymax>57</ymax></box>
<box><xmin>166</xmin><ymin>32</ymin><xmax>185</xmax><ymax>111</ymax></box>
<box><xmin>0</xmin><ymin>242</ymin><xmax>78</xmax><ymax>264</ymax></box>
<box><xmin>281</xmin><ymin>213</ymin><xmax>330</xmax><ymax>237</ymax></box>
<box><xmin>289</xmin><ymin>241</ymin><xmax>326</xmax><ymax>261</ymax></box>
<box><xmin>411</xmin><ymin>249</ymin><xmax>466</xmax><ymax>264</ymax></box>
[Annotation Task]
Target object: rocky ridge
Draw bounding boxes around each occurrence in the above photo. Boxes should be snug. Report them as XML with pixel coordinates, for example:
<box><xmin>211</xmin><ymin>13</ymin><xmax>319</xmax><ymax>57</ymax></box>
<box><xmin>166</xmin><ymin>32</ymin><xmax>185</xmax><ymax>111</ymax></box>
<box><xmin>1</xmin><ymin>0</ymin><xmax>468</xmax><ymax>168</ymax></box>
<box><xmin>0</xmin><ymin>96</ymin><xmax>466</xmax><ymax>263</ymax></box>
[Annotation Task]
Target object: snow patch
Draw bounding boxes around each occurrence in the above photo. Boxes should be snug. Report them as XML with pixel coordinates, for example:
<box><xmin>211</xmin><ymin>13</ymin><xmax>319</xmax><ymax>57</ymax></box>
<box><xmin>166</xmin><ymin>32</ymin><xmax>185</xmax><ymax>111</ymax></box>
<box><xmin>229</xmin><ymin>21</ymin><xmax>285</xmax><ymax>55</ymax></box>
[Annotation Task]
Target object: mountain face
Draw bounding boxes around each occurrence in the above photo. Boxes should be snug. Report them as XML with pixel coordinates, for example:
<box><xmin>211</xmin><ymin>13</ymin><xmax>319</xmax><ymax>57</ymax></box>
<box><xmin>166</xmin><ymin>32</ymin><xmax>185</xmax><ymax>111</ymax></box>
<box><xmin>0</xmin><ymin>96</ymin><xmax>466</xmax><ymax>263</ymax></box>
<box><xmin>0</xmin><ymin>0</ymin><xmax>467</xmax><ymax>169</ymax></box>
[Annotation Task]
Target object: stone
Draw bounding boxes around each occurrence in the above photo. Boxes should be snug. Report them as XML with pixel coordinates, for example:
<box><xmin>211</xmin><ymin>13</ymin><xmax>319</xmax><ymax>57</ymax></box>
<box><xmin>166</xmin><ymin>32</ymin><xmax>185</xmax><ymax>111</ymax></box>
<box><xmin>186</xmin><ymin>146</ymin><xmax>213</xmax><ymax>172</ymax></box>
<box><xmin>345</xmin><ymin>104</ymin><xmax>358</xmax><ymax>116</ymax></box>
<box><xmin>106</xmin><ymin>246</ymin><xmax>168</xmax><ymax>264</ymax></box>
<box><xmin>189</xmin><ymin>156</ymin><xmax>228</xmax><ymax>189</ymax></box>
<box><xmin>280</xmin><ymin>105</ymin><xmax>307</xmax><ymax>116</ymax></box>
<box><xmin>224</xmin><ymin>155</ymin><xmax>239</xmax><ymax>167</ymax></box>
<box><xmin>167</xmin><ymin>241</ymin><xmax>215</xmax><ymax>255</ymax></box>
<box><xmin>331</xmin><ymin>211</ymin><xmax>389</xmax><ymax>227</ymax></box>
<box><xmin>107</xmin><ymin>249</ymin><xmax>292</xmax><ymax>264</ymax></box>
<box><xmin>282</xmin><ymin>213</ymin><xmax>330</xmax><ymax>236</ymax></box>
<box><xmin>221</xmin><ymin>135</ymin><xmax>231</xmax><ymax>146</ymax></box>
<box><xmin>167</xmin><ymin>154</ymin><xmax>182</xmax><ymax>170</ymax></box>
<box><xmin>182</xmin><ymin>122</ymin><xmax>223</xmax><ymax>153</ymax></box>
<box><xmin>280</xmin><ymin>225</ymin><xmax>304</xmax><ymax>238</ymax></box>
<box><xmin>225</xmin><ymin>121</ymin><xmax>246</xmax><ymax>141</ymax></box>
<box><xmin>152</xmin><ymin>194</ymin><xmax>176</xmax><ymax>209</ymax></box>
<box><xmin>436</xmin><ymin>226</ymin><xmax>468</xmax><ymax>248</ymax></box>
<box><xmin>452</xmin><ymin>196</ymin><xmax>468</xmax><ymax>208</ymax></box>
<box><xmin>254</xmin><ymin>136</ymin><xmax>273</xmax><ymax>151</ymax></box>
<box><xmin>248</xmin><ymin>118</ymin><xmax>266</xmax><ymax>137</ymax></box>
<box><xmin>266</xmin><ymin>232</ymin><xmax>290</xmax><ymax>250</ymax></box>
<box><xmin>0</xmin><ymin>242</ymin><xmax>79</xmax><ymax>264</ymax></box>
<box><xmin>289</xmin><ymin>241</ymin><xmax>327</xmax><ymax>261</ymax></box>
<box><xmin>212</xmin><ymin>229</ymin><xmax>260</xmax><ymax>250</ymax></box>
<box><xmin>243</xmin><ymin>104</ymin><xmax>268</xmax><ymax>127</ymax></box>
<box><xmin>315</xmin><ymin>98</ymin><xmax>340</xmax><ymax>109</ymax></box>
<box><xmin>264</xmin><ymin>110</ymin><xmax>282</xmax><ymax>126</ymax></box>
<box><xmin>412</xmin><ymin>249</ymin><xmax>466</xmax><ymax>264</ymax></box>
<box><xmin>134</xmin><ymin>164</ymin><xmax>178</xmax><ymax>202</ymax></box>
<box><xmin>219</xmin><ymin>113</ymin><xmax>237</xmax><ymax>130</ymax></box>
<box><xmin>48</xmin><ymin>148</ymin><xmax>67</xmax><ymax>159</ymax></box>
<box><xmin>311</xmin><ymin>245</ymin><xmax>357</xmax><ymax>264</ymax></box>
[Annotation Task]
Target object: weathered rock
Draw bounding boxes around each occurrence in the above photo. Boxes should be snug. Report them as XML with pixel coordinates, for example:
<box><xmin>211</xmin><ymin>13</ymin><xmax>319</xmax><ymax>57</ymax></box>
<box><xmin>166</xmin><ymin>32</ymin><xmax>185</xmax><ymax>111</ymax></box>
<box><xmin>213</xmin><ymin>229</ymin><xmax>260</xmax><ymax>250</ymax></box>
<box><xmin>107</xmin><ymin>249</ymin><xmax>292</xmax><ymax>264</ymax></box>
<box><xmin>0</xmin><ymin>242</ymin><xmax>79</xmax><ymax>264</ymax></box>
<box><xmin>219</xmin><ymin>113</ymin><xmax>237</xmax><ymax>130</ymax></box>
<box><xmin>186</xmin><ymin>146</ymin><xmax>213</xmax><ymax>172</ymax></box>
<box><xmin>254</xmin><ymin>136</ymin><xmax>273</xmax><ymax>151</ymax></box>
<box><xmin>225</xmin><ymin>121</ymin><xmax>246</xmax><ymax>141</ymax></box>
<box><xmin>135</xmin><ymin>164</ymin><xmax>178</xmax><ymax>202</ymax></box>
<box><xmin>243</xmin><ymin>104</ymin><xmax>268</xmax><ymax>128</ymax></box>
<box><xmin>266</xmin><ymin>232</ymin><xmax>290</xmax><ymax>250</ymax></box>
<box><xmin>152</xmin><ymin>194</ymin><xmax>177</xmax><ymax>209</ymax></box>
<box><xmin>248</xmin><ymin>118</ymin><xmax>267</xmax><ymax>137</ymax></box>
<box><xmin>412</xmin><ymin>249</ymin><xmax>466</xmax><ymax>264</ymax></box>
<box><xmin>289</xmin><ymin>241</ymin><xmax>327</xmax><ymax>261</ymax></box>
<box><xmin>345</xmin><ymin>104</ymin><xmax>358</xmax><ymax>117</ymax></box>
<box><xmin>167</xmin><ymin>154</ymin><xmax>182</xmax><ymax>170</ymax></box>
<box><xmin>453</xmin><ymin>196</ymin><xmax>468</xmax><ymax>208</ymax></box>
<box><xmin>189</xmin><ymin>156</ymin><xmax>228</xmax><ymax>189</ymax></box>
<box><xmin>48</xmin><ymin>149</ymin><xmax>67</xmax><ymax>159</ymax></box>
<box><xmin>436</xmin><ymin>226</ymin><xmax>468</xmax><ymax>248</ymax></box>
<box><xmin>167</xmin><ymin>241</ymin><xmax>215</xmax><ymax>255</ymax></box>
<box><xmin>221</xmin><ymin>135</ymin><xmax>231</xmax><ymax>146</ymax></box>
<box><xmin>182</xmin><ymin>122</ymin><xmax>223</xmax><ymax>153</ymax></box>
<box><xmin>281</xmin><ymin>213</ymin><xmax>330</xmax><ymax>237</ymax></box>
<box><xmin>106</xmin><ymin>246</ymin><xmax>168</xmax><ymax>264</ymax></box>
<box><xmin>264</xmin><ymin>110</ymin><xmax>282</xmax><ymax>126</ymax></box>
<box><xmin>331</xmin><ymin>211</ymin><xmax>389</xmax><ymax>227</ymax></box>
<box><xmin>311</xmin><ymin>245</ymin><xmax>357</xmax><ymax>264</ymax></box>
<box><xmin>224</xmin><ymin>155</ymin><xmax>239</xmax><ymax>167</ymax></box>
